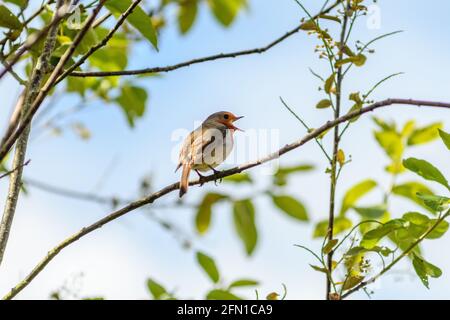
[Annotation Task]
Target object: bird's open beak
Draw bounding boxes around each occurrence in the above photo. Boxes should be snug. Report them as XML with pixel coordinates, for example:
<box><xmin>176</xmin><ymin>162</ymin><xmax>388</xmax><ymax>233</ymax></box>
<box><xmin>228</xmin><ymin>115</ymin><xmax>244</xmax><ymax>131</ymax></box>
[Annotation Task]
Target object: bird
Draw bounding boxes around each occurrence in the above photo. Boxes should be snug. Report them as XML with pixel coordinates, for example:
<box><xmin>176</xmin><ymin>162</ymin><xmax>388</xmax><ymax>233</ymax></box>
<box><xmin>176</xmin><ymin>111</ymin><xmax>244</xmax><ymax>197</ymax></box>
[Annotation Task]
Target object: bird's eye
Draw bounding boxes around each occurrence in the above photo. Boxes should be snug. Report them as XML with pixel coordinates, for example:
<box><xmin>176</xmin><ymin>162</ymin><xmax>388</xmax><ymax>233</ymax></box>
<box><xmin>223</xmin><ymin>114</ymin><xmax>229</xmax><ymax>120</ymax></box>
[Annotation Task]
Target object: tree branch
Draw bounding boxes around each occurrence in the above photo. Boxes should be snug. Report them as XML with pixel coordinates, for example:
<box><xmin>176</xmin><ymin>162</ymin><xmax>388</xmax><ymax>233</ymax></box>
<box><xmin>68</xmin><ymin>0</ymin><xmax>343</xmax><ymax>78</ymax></box>
<box><xmin>3</xmin><ymin>98</ymin><xmax>450</xmax><ymax>299</ymax></box>
<box><xmin>0</xmin><ymin>0</ymin><xmax>65</xmax><ymax>268</ymax></box>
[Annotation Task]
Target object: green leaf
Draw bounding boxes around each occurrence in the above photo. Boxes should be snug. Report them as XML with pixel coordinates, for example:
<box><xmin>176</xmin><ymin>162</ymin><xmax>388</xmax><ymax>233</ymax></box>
<box><xmin>266</xmin><ymin>292</ymin><xmax>279</xmax><ymax>300</ymax></box>
<box><xmin>324</xmin><ymin>73</ymin><xmax>335</xmax><ymax>94</ymax></box>
<box><xmin>427</xmin><ymin>219</ymin><xmax>449</xmax><ymax>239</ymax></box>
<box><xmin>342</xmin><ymin>275</ymin><xmax>364</xmax><ymax>290</ymax></box>
<box><xmin>207</xmin><ymin>289</ymin><xmax>242</xmax><ymax>300</ymax></box>
<box><xmin>323</xmin><ymin>239</ymin><xmax>338</xmax><ymax>255</ymax></box>
<box><xmin>5</xmin><ymin>0</ymin><xmax>28</xmax><ymax>9</ymax></box>
<box><xmin>223</xmin><ymin>173</ymin><xmax>252</xmax><ymax>184</ymax></box>
<box><xmin>346</xmin><ymin>245</ymin><xmax>393</xmax><ymax>257</ymax></box>
<box><xmin>228</xmin><ymin>279</ymin><xmax>259</xmax><ymax>289</ymax></box>
<box><xmin>373</xmin><ymin>116</ymin><xmax>396</xmax><ymax>131</ymax></box>
<box><xmin>438</xmin><ymin>129</ymin><xmax>450</xmax><ymax>150</ymax></box>
<box><xmin>271</xmin><ymin>194</ymin><xmax>308</xmax><ymax>221</ymax></box>
<box><xmin>336</xmin><ymin>43</ymin><xmax>355</xmax><ymax>56</ymax></box>
<box><xmin>401</xmin><ymin>120</ymin><xmax>416</xmax><ymax>137</ymax></box>
<box><xmin>105</xmin><ymin>0</ymin><xmax>158</xmax><ymax>49</ymax></box>
<box><xmin>273</xmin><ymin>163</ymin><xmax>314</xmax><ymax>186</ymax></box>
<box><xmin>74</xmin><ymin>28</ymin><xmax>99</xmax><ymax>56</ymax></box>
<box><xmin>233</xmin><ymin>199</ymin><xmax>258</xmax><ymax>255</ymax></box>
<box><xmin>207</xmin><ymin>0</ymin><xmax>245</xmax><ymax>27</ymax></box>
<box><xmin>412</xmin><ymin>253</ymin><xmax>442</xmax><ymax>289</ymax></box>
<box><xmin>349</xmin><ymin>92</ymin><xmax>362</xmax><ymax>104</ymax></box>
<box><xmin>374</xmin><ymin>131</ymin><xmax>403</xmax><ymax>161</ymax></box>
<box><xmin>90</xmin><ymin>28</ymin><xmax>128</xmax><ymax>71</ymax></box>
<box><xmin>300</xmin><ymin>19</ymin><xmax>318</xmax><ymax>31</ymax></box>
<box><xmin>309</xmin><ymin>264</ymin><xmax>328</xmax><ymax>273</ymax></box>
<box><xmin>318</xmin><ymin>14</ymin><xmax>341</xmax><ymax>23</ymax></box>
<box><xmin>313</xmin><ymin>217</ymin><xmax>352</xmax><ymax>238</ymax></box>
<box><xmin>0</xmin><ymin>5</ymin><xmax>22</xmax><ymax>29</ymax></box>
<box><xmin>403</xmin><ymin>158</ymin><xmax>450</xmax><ymax>190</ymax></box>
<box><xmin>392</xmin><ymin>182</ymin><xmax>435</xmax><ymax>213</ymax></box>
<box><xmin>335</xmin><ymin>54</ymin><xmax>366</xmax><ymax>68</ymax></box>
<box><xmin>353</xmin><ymin>205</ymin><xmax>386</xmax><ymax>219</ymax></box>
<box><xmin>115</xmin><ymin>84</ymin><xmax>148</xmax><ymax>127</ymax></box>
<box><xmin>178</xmin><ymin>0</ymin><xmax>198</xmax><ymax>34</ymax></box>
<box><xmin>361</xmin><ymin>219</ymin><xmax>406</xmax><ymax>249</ymax></box>
<box><xmin>195</xmin><ymin>192</ymin><xmax>227</xmax><ymax>234</ymax></box>
<box><xmin>340</xmin><ymin>179</ymin><xmax>377</xmax><ymax>215</ymax></box>
<box><xmin>316</xmin><ymin>99</ymin><xmax>332</xmax><ymax>109</ymax></box>
<box><xmin>196</xmin><ymin>251</ymin><xmax>220</xmax><ymax>283</ymax></box>
<box><xmin>347</xmin><ymin>102</ymin><xmax>363</xmax><ymax>122</ymax></box>
<box><xmin>147</xmin><ymin>278</ymin><xmax>167</xmax><ymax>300</ymax></box>
<box><xmin>407</xmin><ymin>123</ymin><xmax>442</xmax><ymax>146</ymax></box>
<box><xmin>416</xmin><ymin>193</ymin><xmax>450</xmax><ymax>212</ymax></box>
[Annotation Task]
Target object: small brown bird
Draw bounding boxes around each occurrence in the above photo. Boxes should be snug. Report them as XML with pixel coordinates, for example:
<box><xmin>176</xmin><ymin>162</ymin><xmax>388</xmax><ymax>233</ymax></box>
<box><xmin>176</xmin><ymin>111</ymin><xmax>244</xmax><ymax>197</ymax></box>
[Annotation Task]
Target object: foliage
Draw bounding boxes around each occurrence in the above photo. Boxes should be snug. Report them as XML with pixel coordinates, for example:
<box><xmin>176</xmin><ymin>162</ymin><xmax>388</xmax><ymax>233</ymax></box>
<box><xmin>194</xmin><ymin>165</ymin><xmax>313</xmax><ymax>256</ymax></box>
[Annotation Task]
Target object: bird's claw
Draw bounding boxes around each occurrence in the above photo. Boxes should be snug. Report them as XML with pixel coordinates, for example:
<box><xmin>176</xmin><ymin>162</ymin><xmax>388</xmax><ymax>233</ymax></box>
<box><xmin>195</xmin><ymin>170</ymin><xmax>207</xmax><ymax>187</ymax></box>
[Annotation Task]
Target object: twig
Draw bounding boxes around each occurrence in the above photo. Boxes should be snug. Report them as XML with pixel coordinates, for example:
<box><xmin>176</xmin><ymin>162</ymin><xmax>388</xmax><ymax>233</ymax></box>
<box><xmin>0</xmin><ymin>160</ymin><xmax>31</xmax><ymax>180</ymax></box>
<box><xmin>68</xmin><ymin>0</ymin><xmax>344</xmax><ymax>78</ymax></box>
<box><xmin>280</xmin><ymin>97</ymin><xmax>332</xmax><ymax>162</ymax></box>
<box><xmin>3</xmin><ymin>98</ymin><xmax>450</xmax><ymax>299</ymax></box>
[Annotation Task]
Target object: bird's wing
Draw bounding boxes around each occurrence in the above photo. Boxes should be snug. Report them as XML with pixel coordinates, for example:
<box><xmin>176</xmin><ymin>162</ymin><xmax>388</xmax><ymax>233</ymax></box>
<box><xmin>177</xmin><ymin>128</ymin><xmax>213</xmax><ymax>167</ymax></box>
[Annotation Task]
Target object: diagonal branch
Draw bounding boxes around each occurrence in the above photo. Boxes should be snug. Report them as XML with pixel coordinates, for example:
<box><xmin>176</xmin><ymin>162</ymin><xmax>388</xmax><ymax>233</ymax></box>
<box><xmin>3</xmin><ymin>98</ymin><xmax>450</xmax><ymax>299</ymax></box>
<box><xmin>68</xmin><ymin>0</ymin><xmax>343</xmax><ymax>78</ymax></box>
<box><xmin>0</xmin><ymin>159</ymin><xmax>30</xmax><ymax>180</ymax></box>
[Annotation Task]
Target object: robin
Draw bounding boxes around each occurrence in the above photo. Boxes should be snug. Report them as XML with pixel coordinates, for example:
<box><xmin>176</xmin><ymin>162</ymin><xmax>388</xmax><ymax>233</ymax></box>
<box><xmin>176</xmin><ymin>111</ymin><xmax>244</xmax><ymax>197</ymax></box>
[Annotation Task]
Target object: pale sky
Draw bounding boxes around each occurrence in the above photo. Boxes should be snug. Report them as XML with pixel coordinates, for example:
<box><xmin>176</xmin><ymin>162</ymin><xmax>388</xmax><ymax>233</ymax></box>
<box><xmin>0</xmin><ymin>0</ymin><xmax>449</xmax><ymax>299</ymax></box>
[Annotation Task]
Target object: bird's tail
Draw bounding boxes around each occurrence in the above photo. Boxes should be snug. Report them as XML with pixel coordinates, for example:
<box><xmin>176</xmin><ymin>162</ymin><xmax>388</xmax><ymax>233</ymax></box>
<box><xmin>179</xmin><ymin>164</ymin><xmax>191</xmax><ymax>198</ymax></box>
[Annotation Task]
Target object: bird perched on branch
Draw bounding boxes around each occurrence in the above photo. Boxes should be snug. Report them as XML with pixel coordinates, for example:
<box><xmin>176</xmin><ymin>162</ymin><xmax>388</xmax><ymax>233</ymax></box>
<box><xmin>176</xmin><ymin>111</ymin><xmax>244</xmax><ymax>197</ymax></box>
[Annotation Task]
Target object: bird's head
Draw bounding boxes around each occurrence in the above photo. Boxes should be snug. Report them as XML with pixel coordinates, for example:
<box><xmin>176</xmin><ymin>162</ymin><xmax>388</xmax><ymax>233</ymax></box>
<box><xmin>203</xmin><ymin>111</ymin><xmax>244</xmax><ymax>131</ymax></box>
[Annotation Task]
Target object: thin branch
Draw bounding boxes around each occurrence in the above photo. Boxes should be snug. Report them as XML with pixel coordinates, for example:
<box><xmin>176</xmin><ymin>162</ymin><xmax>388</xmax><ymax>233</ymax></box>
<box><xmin>68</xmin><ymin>0</ymin><xmax>344</xmax><ymax>78</ymax></box>
<box><xmin>280</xmin><ymin>97</ymin><xmax>332</xmax><ymax>162</ymax></box>
<box><xmin>0</xmin><ymin>0</ymin><xmax>106</xmax><ymax>163</ymax></box>
<box><xmin>326</xmin><ymin>0</ymin><xmax>351</xmax><ymax>300</ymax></box>
<box><xmin>3</xmin><ymin>98</ymin><xmax>450</xmax><ymax>299</ymax></box>
<box><xmin>0</xmin><ymin>159</ymin><xmax>30</xmax><ymax>180</ymax></box>
<box><xmin>24</xmin><ymin>178</ymin><xmax>132</xmax><ymax>206</ymax></box>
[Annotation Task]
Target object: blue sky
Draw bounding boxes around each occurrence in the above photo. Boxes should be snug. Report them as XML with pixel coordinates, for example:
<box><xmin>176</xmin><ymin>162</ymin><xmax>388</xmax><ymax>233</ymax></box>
<box><xmin>0</xmin><ymin>0</ymin><xmax>450</xmax><ymax>299</ymax></box>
